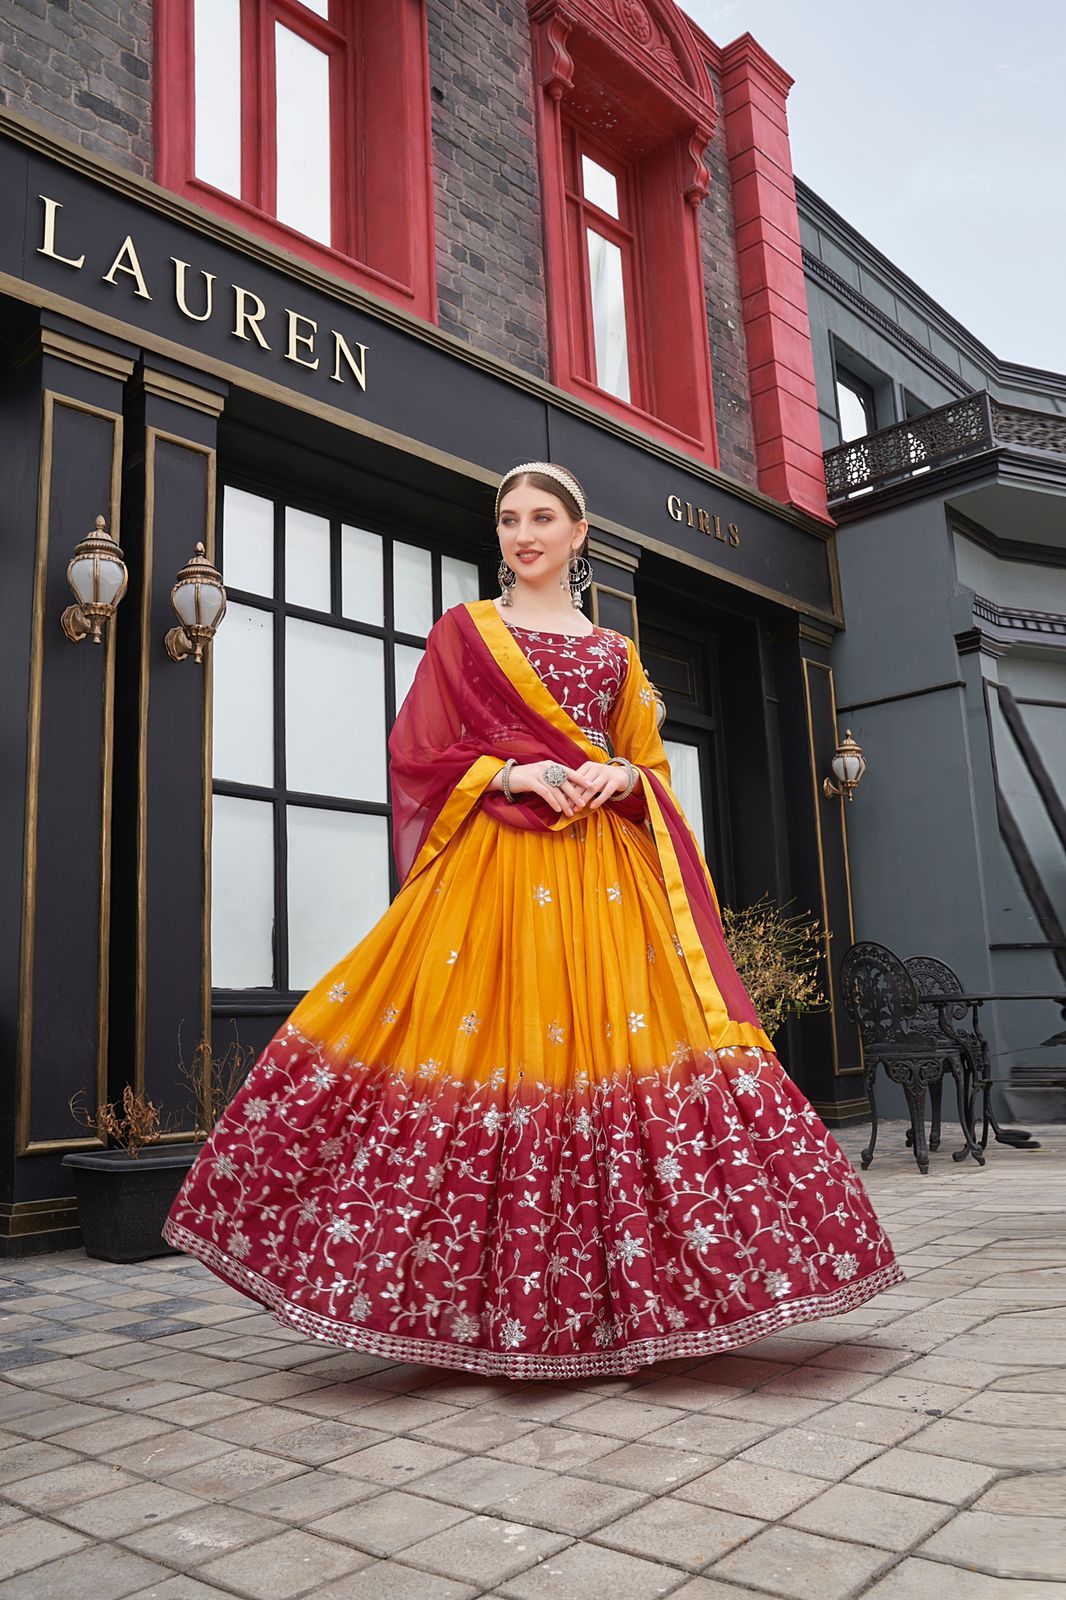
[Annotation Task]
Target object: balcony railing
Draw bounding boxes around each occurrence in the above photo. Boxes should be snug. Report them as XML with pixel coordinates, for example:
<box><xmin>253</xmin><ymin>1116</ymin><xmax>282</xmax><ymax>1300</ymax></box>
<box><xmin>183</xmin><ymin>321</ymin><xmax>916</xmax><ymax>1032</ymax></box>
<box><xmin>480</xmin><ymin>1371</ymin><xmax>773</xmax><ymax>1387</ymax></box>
<box><xmin>824</xmin><ymin>391</ymin><xmax>1066</xmax><ymax>502</ymax></box>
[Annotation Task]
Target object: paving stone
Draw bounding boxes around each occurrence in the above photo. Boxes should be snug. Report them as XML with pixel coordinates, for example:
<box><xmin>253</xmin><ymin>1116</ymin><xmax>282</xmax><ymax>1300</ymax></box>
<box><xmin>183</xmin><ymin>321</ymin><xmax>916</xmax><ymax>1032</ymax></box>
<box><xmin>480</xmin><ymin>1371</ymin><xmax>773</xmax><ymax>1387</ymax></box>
<box><xmin>622</xmin><ymin>1376</ymin><xmax>747</xmax><ymax>1412</ymax></box>
<box><xmin>499</xmin><ymin>1537</ymin><xmax>690</xmax><ymax>1600</ymax></box>
<box><xmin>497</xmin><ymin>1472</ymin><xmax>647</xmax><ymax>1536</ymax></box>
<box><xmin>122</xmin><ymin>1504</ymin><xmax>287</xmax><ymax>1568</ymax></box>
<box><xmin>592</xmin><ymin>1493</ymin><xmax>763</xmax><ymax>1571</ymax></box>
<box><xmin>3</xmin><ymin>1460</ymin><xmax>140</xmax><ymax>1512</ymax></box>
<box><xmin>222</xmin><ymin>1374</ymin><xmax>329</xmax><ymax>1403</ymax></box>
<box><xmin>482</xmin><ymin>1385</ymin><xmax>601</xmax><ymax>1423</ymax></box>
<box><xmin>50</xmin><ymin>1413</ymin><xmax>172</xmax><ymax>1454</ymax></box>
<box><xmin>412</xmin><ymin>1454</ymin><xmax>552</xmax><ymax>1512</ymax></box>
<box><xmin>163</xmin><ymin>1447</ymin><xmax>307</xmax><ymax>1500</ymax></box>
<box><xmin>644</xmin><ymin>1413</ymin><xmax>774</xmax><ymax>1457</ymax></box>
<box><xmin>801</xmin><ymin>1400</ymin><xmax>931</xmax><ymax>1446</ymax></box>
<box><xmin>59</xmin><ymin>1480</ymin><xmax>207</xmax><ymax>1538</ymax></box>
<box><xmin>918</xmin><ymin>1508</ymin><xmax>1066</xmax><ymax>1580</ymax></box>
<box><xmin>313</xmin><ymin>1560</ymin><xmax>476</xmax><ymax>1599</ymax></box>
<box><xmin>0</xmin><ymin>1440</ymin><xmax>81</xmax><ymax>1486</ymax></box>
<box><xmin>401</xmin><ymin>1513</ymin><xmax>569</xmax><ymax>1588</ymax></box>
<box><xmin>847</xmin><ymin>1445</ymin><xmax>1002</xmax><ymax>1503</ymax></box>
<box><xmin>675</xmin><ymin>1459</ymin><xmax>826</xmax><ymax>1519</ymax></box>
<box><xmin>862</xmin><ymin>1555</ymin><xmax>1066</xmax><ymax>1598</ymax></box>
<box><xmin>232</xmin><ymin>1469</ymin><xmax>377</xmax><ymax>1523</ymax></box>
<box><xmin>844</xmin><ymin>1374</ymin><xmax>974</xmax><ymax>1413</ymax></box>
<box><xmin>0</xmin><ymin>1542</ymin><xmax>170</xmax><ymax>1600</ymax></box>
<box><xmin>0</xmin><ymin>1516</ymin><xmax>89</xmax><ymax>1581</ymax></box>
<box><xmin>904</xmin><ymin>1417</ymin><xmax>1066</xmax><ymax>1470</ymax></box>
<box><xmin>4</xmin><ymin>1399</ymin><xmax>119</xmax><ymax>1438</ymax></box>
<box><xmin>343</xmin><ymin>1394</ymin><xmax>461</xmax><ymax>1434</ymax></box>
<box><xmin>570</xmin><ymin>1398</ymin><xmax>690</xmax><ymax>1440</ymax></box>
<box><xmin>412</xmin><ymin>1404</ymin><xmax>539</xmax><ymax>1453</ymax></box>
<box><xmin>490</xmin><ymin>1425</ymin><xmax>620</xmax><ymax>1473</ymax></box>
<box><xmin>735</xmin><ymin>1425</ymin><xmax>884</xmax><ymax>1481</ymax></box>
<box><xmin>311</xmin><ymin>1488</ymin><xmax>471</xmax><ymax>1555</ymax></box>
<box><xmin>200</xmin><ymin>1526</ymin><xmax>371</xmax><ymax>1598</ymax></box>
<box><xmin>104</xmin><ymin>1431</ymin><xmax>234</xmax><ymax>1477</ymax></box>
<box><xmin>700</xmin><ymin>1391</ymin><xmax>832</xmax><ymax>1426</ymax></box>
<box><xmin>756</xmin><ymin>1368</ymin><xmax>883</xmax><ymax>1400</ymax></box>
<box><xmin>783</xmin><ymin>1480</ymin><xmax>953</xmax><ymax>1549</ymax></box>
<box><xmin>146</xmin><ymin>1393</ymin><xmax>256</xmax><ymax>1427</ymax></box>
<box><xmin>709</xmin><ymin>1523</ymin><xmax>897</xmax><ymax>1598</ymax></box>
<box><xmin>951</xmin><ymin>1390</ymin><xmax>1066</xmax><ymax>1428</ymax></box>
<box><xmin>975</xmin><ymin>1469</ymin><xmax>1066</xmax><ymax>1516</ymax></box>
<box><xmin>330</xmin><ymin>1436</ymin><xmax>463</xmax><ymax>1487</ymax></box>
<box><xmin>126</xmin><ymin>1579</ymin><xmax>243</xmax><ymax>1599</ymax></box>
<box><xmin>578</xmin><ymin>1440</ymin><xmax>711</xmax><ymax>1491</ymax></box>
<box><xmin>670</xmin><ymin>1582</ymin><xmax>797</xmax><ymax>1600</ymax></box>
<box><xmin>807</xmin><ymin>1345</ymin><xmax>915</xmax><ymax>1375</ymax></box>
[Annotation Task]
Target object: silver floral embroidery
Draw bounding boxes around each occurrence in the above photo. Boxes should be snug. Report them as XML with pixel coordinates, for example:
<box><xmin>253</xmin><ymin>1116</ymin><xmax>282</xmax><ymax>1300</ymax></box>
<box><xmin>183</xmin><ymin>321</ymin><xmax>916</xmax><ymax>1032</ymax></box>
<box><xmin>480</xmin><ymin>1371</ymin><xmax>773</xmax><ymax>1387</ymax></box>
<box><xmin>547</xmin><ymin>1021</ymin><xmax>565</xmax><ymax>1045</ymax></box>
<box><xmin>328</xmin><ymin>982</ymin><xmax>349</xmax><ymax>1003</ymax></box>
<box><xmin>460</xmin><ymin>1012</ymin><xmax>480</xmax><ymax>1036</ymax></box>
<box><xmin>533</xmin><ymin>885</ymin><xmax>552</xmax><ymax>906</ymax></box>
<box><xmin>607</xmin><ymin>882</ymin><xmax>622</xmax><ymax>904</ymax></box>
<box><xmin>627</xmin><ymin>1011</ymin><xmax>647</xmax><ymax>1034</ymax></box>
<box><xmin>381</xmin><ymin>1006</ymin><xmax>398</xmax><ymax>1025</ymax></box>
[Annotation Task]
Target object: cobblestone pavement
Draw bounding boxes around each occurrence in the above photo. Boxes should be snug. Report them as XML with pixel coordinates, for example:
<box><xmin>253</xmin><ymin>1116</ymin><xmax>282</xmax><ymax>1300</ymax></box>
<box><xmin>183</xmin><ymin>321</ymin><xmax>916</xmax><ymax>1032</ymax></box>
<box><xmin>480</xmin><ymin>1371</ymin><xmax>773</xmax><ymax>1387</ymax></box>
<box><xmin>0</xmin><ymin>1121</ymin><xmax>1064</xmax><ymax>1599</ymax></box>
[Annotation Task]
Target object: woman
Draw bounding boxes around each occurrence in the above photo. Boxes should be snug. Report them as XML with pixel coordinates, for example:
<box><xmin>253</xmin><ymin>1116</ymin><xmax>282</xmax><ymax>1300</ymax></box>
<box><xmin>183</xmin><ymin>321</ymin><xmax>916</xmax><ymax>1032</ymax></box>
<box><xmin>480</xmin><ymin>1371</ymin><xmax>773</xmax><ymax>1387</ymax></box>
<box><xmin>165</xmin><ymin>461</ymin><xmax>904</xmax><ymax>1378</ymax></box>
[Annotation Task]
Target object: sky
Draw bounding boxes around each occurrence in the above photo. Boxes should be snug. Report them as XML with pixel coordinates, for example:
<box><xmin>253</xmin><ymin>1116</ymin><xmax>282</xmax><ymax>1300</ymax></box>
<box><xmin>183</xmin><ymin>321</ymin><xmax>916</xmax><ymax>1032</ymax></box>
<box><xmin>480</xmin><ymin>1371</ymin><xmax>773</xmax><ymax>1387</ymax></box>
<box><xmin>688</xmin><ymin>0</ymin><xmax>1066</xmax><ymax>374</ymax></box>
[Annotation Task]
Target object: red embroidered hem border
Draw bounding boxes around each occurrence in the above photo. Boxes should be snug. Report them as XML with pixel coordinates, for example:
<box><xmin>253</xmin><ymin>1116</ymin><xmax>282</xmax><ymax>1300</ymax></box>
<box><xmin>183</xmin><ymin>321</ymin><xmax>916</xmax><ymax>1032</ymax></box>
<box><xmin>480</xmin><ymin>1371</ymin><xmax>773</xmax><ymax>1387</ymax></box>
<box><xmin>161</xmin><ymin>1217</ymin><xmax>906</xmax><ymax>1380</ymax></box>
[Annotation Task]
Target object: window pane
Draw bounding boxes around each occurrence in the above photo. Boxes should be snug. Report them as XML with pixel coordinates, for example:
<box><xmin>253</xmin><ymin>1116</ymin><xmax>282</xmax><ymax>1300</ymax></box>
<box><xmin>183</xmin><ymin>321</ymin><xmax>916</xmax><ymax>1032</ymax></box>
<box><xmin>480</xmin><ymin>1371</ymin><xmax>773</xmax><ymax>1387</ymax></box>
<box><xmin>194</xmin><ymin>0</ymin><xmax>242</xmax><ymax>196</ymax></box>
<box><xmin>393</xmin><ymin>542</ymin><xmax>434</xmax><ymax>637</ymax></box>
<box><xmin>286</xmin><ymin>620</ymin><xmax>386</xmax><ymax>800</ymax></box>
<box><xmin>586</xmin><ymin>230</ymin><xmax>630</xmax><ymax>402</ymax></box>
<box><xmin>341</xmin><ymin>524</ymin><xmax>384</xmax><ymax>625</ymax></box>
<box><xmin>212</xmin><ymin>795</ymin><xmax>275</xmax><ymax>987</ymax></box>
<box><xmin>222</xmin><ymin>486</ymin><xmax>274</xmax><ymax>597</ymax></box>
<box><xmin>212</xmin><ymin>603</ymin><xmax>274</xmax><ymax>786</ymax></box>
<box><xmin>296</xmin><ymin>0</ymin><xmax>330</xmax><ymax>15</ymax></box>
<box><xmin>275</xmin><ymin>23</ymin><xmax>332</xmax><ymax>244</ymax></box>
<box><xmin>663</xmin><ymin>739</ymin><xmax>706</xmax><ymax>855</ymax></box>
<box><xmin>285</xmin><ymin>505</ymin><xmax>332</xmax><ymax>611</ymax></box>
<box><xmin>582</xmin><ymin>153</ymin><xmax>619</xmax><ymax>219</ymax></box>
<box><xmin>441</xmin><ymin>554</ymin><xmax>480</xmax><ymax>612</ymax></box>
<box><xmin>287</xmin><ymin>807</ymin><xmax>390</xmax><ymax>989</ymax></box>
<box><xmin>395</xmin><ymin>642</ymin><xmax>424</xmax><ymax>711</ymax></box>
<box><xmin>832</xmin><ymin>379</ymin><xmax>870</xmax><ymax>444</ymax></box>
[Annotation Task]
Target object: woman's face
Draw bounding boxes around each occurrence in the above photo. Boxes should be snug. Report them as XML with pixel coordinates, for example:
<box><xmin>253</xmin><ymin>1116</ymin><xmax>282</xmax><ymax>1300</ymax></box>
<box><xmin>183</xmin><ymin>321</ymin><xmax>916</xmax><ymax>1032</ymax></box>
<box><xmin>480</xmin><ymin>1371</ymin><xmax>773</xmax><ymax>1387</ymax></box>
<box><xmin>497</xmin><ymin>481</ymin><xmax>587</xmax><ymax>590</ymax></box>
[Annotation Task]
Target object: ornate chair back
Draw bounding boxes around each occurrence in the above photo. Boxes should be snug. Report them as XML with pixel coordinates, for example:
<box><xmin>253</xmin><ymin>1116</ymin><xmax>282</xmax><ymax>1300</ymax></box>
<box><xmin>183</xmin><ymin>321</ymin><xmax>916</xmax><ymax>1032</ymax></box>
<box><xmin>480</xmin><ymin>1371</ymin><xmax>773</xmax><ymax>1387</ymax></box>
<box><xmin>840</xmin><ymin>941</ymin><xmax>920</xmax><ymax>1048</ymax></box>
<box><xmin>905</xmin><ymin>955</ymin><xmax>969</xmax><ymax>1035</ymax></box>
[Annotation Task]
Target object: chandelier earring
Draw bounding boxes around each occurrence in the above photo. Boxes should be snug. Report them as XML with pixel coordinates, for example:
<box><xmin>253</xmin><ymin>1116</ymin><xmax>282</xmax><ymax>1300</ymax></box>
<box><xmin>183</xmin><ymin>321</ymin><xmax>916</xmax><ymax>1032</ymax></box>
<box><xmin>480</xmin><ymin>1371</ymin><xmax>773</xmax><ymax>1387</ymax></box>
<box><xmin>567</xmin><ymin>551</ymin><xmax>593</xmax><ymax>609</ymax></box>
<box><xmin>497</xmin><ymin>557</ymin><xmax>517</xmax><ymax>606</ymax></box>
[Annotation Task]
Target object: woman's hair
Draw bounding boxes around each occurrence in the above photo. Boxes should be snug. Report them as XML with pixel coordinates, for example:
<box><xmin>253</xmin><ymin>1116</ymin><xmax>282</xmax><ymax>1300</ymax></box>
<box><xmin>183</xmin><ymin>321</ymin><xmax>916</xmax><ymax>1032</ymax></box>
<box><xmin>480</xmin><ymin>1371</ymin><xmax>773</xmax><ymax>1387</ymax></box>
<box><xmin>496</xmin><ymin>464</ymin><xmax>588</xmax><ymax>554</ymax></box>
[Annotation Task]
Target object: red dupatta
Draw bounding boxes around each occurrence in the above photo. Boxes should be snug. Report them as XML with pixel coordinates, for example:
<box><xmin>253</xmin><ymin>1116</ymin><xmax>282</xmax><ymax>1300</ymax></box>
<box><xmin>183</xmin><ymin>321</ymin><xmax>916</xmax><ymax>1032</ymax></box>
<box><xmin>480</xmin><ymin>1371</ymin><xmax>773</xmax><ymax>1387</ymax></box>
<box><xmin>387</xmin><ymin>599</ymin><xmax>773</xmax><ymax>1053</ymax></box>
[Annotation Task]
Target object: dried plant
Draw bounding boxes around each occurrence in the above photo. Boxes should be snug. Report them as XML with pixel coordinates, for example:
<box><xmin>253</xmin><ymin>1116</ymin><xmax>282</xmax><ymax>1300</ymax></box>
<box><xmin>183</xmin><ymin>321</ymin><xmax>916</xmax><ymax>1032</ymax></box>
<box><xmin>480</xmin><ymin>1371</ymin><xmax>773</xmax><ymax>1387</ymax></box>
<box><xmin>720</xmin><ymin>894</ymin><xmax>829</xmax><ymax>1042</ymax></box>
<box><xmin>69</xmin><ymin>1085</ymin><xmax>164</xmax><ymax>1158</ymax></box>
<box><xmin>176</xmin><ymin>1026</ymin><xmax>256</xmax><ymax>1139</ymax></box>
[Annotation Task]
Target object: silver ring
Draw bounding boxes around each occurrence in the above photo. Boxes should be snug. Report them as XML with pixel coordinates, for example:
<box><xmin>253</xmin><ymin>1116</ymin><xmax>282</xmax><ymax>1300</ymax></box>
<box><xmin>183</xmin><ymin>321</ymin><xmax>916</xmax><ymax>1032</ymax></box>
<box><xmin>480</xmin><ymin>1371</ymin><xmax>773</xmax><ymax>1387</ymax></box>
<box><xmin>543</xmin><ymin>762</ymin><xmax>568</xmax><ymax>788</ymax></box>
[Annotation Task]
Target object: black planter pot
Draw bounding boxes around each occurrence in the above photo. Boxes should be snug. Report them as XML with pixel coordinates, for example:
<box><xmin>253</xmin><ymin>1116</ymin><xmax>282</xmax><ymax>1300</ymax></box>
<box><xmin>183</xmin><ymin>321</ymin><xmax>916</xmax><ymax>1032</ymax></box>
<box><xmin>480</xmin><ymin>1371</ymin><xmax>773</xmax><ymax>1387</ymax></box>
<box><xmin>62</xmin><ymin>1143</ymin><xmax>201</xmax><ymax>1263</ymax></box>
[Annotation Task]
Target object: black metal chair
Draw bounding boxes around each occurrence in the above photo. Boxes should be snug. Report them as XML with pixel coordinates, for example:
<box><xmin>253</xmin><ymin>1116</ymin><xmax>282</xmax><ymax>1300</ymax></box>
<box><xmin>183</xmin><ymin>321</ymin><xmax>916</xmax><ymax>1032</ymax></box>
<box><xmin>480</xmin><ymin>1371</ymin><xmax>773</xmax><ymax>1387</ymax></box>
<box><xmin>904</xmin><ymin>955</ymin><xmax>975</xmax><ymax>1160</ymax></box>
<box><xmin>840</xmin><ymin>941</ymin><xmax>984</xmax><ymax>1173</ymax></box>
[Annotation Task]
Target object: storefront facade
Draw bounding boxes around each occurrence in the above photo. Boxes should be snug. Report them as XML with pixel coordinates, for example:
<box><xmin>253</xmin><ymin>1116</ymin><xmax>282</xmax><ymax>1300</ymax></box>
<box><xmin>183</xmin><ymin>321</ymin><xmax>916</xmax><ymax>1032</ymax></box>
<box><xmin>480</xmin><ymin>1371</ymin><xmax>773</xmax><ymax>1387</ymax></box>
<box><xmin>0</xmin><ymin>0</ymin><xmax>865</xmax><ymax>1254</ymax></box>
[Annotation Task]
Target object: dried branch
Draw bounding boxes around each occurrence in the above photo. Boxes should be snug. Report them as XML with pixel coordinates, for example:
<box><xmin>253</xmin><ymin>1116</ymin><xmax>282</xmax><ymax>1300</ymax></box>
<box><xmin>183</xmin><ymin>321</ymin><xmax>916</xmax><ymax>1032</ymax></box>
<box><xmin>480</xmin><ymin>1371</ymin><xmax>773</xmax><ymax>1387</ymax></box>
<box><xmin>720</xmin><ymin>894</ymin><xmax>830</xmax><ymax>1042</ymax></box>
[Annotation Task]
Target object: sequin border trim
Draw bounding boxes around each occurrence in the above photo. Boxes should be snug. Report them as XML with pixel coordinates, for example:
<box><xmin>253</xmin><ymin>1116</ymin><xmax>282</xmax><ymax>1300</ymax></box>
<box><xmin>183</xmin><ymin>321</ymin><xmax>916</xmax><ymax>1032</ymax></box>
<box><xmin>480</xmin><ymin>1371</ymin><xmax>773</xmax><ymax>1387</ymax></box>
<box><xmin>161</xmin><ymin>1218</ymin><xmax>906</xmax><ymax>1380</ymax></box>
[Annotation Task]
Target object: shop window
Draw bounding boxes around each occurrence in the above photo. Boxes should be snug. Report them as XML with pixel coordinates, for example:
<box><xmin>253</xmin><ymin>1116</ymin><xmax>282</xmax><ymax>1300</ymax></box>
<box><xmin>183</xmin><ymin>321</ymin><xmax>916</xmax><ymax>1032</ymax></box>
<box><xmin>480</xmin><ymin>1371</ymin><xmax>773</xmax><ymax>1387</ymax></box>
<box><xmin>530</xmin><ymin>0</ymin><xmax>720</xmax><ymax>464</ymax></box>
<box><xmin>210</xmin><ymin>483</ymin><xmax>479</xmax><ymax>996</ymax></box>
<box><xmin>155</xmin><ymin>0</ymin><xmax>435</xmax><ymax>317</ymax></box>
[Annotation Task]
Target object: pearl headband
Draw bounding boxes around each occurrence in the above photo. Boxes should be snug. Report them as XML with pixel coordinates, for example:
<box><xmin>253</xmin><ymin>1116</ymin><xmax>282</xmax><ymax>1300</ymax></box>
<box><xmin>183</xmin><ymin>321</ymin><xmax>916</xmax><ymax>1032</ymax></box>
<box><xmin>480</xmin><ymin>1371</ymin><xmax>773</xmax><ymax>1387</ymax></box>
<box><xmin>496</xmin><ymin>461</ymin><xmax>586</xmax><ymax>520</ymax></box>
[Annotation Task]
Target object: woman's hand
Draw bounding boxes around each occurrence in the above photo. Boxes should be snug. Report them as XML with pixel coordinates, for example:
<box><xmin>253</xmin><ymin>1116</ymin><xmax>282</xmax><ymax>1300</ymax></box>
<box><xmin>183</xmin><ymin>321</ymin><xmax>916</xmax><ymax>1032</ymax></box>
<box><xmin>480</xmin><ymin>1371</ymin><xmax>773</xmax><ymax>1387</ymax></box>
<box><xmin>505</xmin><ymin>760</ymin><xmax>593</xmax><ymax>816</ymax></box>
<box><xmin>569</xmin><ymin>760</ymin><xmax>632</xmax><ymax>811</ymax></box>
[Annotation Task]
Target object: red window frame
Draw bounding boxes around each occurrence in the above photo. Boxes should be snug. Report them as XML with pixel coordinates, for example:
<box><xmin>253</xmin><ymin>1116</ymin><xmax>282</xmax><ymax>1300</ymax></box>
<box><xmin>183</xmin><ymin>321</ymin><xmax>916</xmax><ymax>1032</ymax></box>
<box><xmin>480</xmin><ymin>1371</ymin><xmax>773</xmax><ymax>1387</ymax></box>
<box><xmin>156</xmin><ymin>0</ymin><xmax>436</xmax><ymax>319</ymax></box>
<box><xmin>563</xmin><ymin>128</ymin><xmax>649</xmax><ymax>411</ymax></box>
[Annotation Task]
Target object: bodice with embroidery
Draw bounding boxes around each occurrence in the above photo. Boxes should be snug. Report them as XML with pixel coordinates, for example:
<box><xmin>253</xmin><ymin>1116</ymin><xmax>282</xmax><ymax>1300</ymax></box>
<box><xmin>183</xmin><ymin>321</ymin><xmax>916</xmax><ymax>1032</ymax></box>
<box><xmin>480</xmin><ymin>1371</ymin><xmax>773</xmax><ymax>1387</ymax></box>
<box><xmin>503</xmin><ymin>622</ymin><xmax>629</xmax><ymax>753</ymax></box>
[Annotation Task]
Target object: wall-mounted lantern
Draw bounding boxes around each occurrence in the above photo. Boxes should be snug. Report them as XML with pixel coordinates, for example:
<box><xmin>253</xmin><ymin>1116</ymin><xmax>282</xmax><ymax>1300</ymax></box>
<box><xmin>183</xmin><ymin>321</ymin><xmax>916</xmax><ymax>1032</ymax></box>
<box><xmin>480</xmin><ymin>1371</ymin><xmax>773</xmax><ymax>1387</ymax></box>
<box><xmin>824</xmin><ymin>729</ymin><xmax>867</xmax><ymax>801</ymax></box>
<box><xmin>60</xmin><ymin>516</ymin><xmax>128</xmax><ymax>644</ymax></box>
<box><xmin>164</xmin><ymin>543</ymin><xmax>227</xmax><ymax>664</ymax></box>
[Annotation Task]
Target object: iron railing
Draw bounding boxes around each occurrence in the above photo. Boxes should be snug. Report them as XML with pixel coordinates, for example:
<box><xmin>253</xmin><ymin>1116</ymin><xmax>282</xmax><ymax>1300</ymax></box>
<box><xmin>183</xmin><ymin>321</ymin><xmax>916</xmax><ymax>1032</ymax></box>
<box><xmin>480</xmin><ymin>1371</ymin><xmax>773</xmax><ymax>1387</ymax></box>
<box><xmin>824</xmin><ymin>391</ymin><xmax>1066</xmax><ymax>502</ymax></box>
